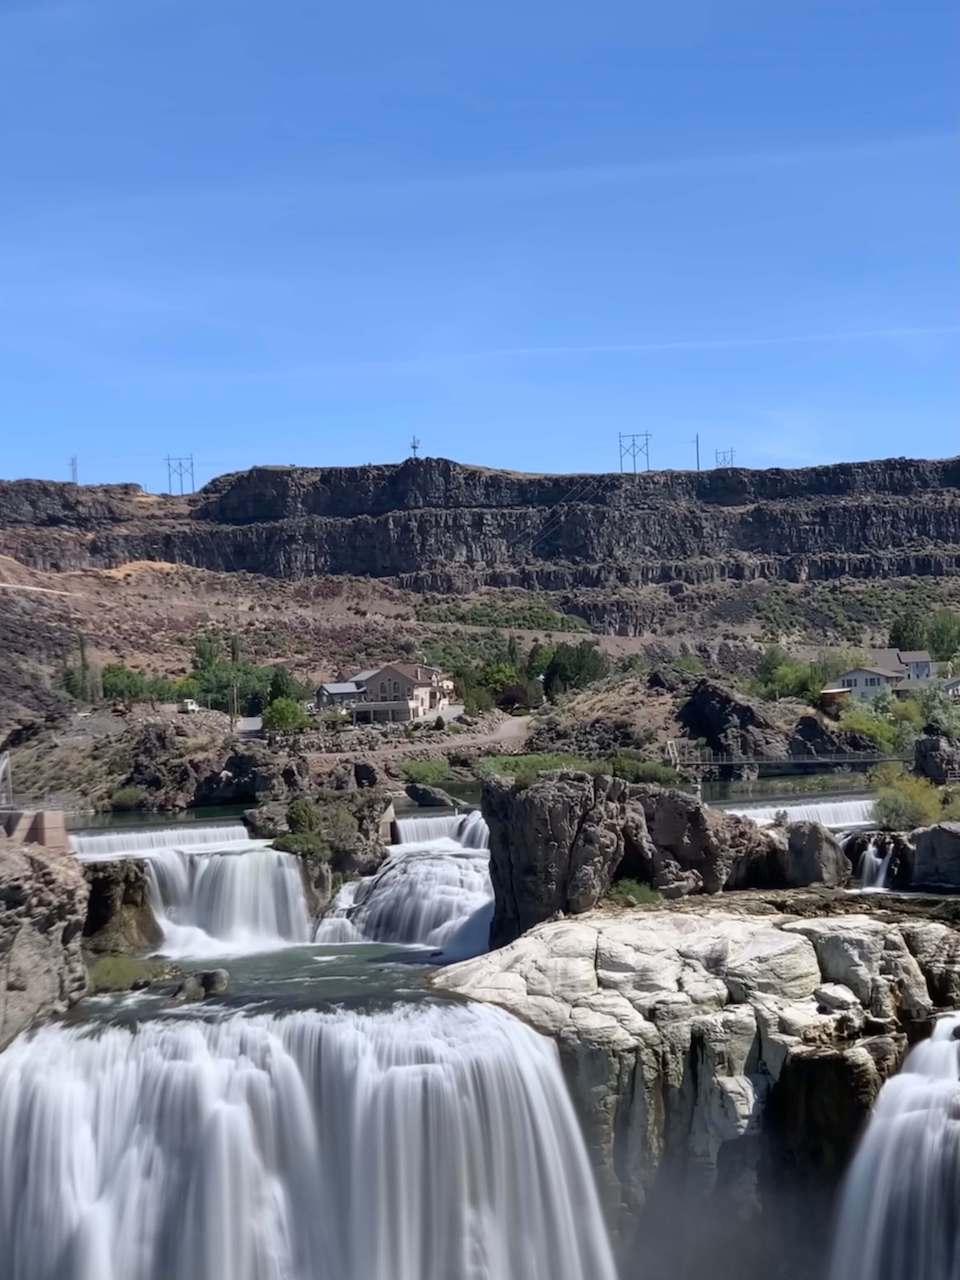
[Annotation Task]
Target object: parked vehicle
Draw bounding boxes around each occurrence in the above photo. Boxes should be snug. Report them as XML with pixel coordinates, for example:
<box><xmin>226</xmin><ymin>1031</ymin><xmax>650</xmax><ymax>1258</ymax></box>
<box><xmin>178</xmin><ymin>698</ymin><xmax>201</xmax><ymax>714</ymax></box>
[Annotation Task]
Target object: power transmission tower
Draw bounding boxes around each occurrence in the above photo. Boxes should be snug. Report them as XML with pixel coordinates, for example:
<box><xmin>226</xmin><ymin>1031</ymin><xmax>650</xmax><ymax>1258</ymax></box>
<box><xmin>619</xmin><ymin>432</ymin><xmax>651</xmax><ymax>474</ymax></box>
<box><xmin>691</xmin><ymin>434</ymin><xmax>700</xmax><ymax>471</ymax></box>
<box><xmin>69</xmin><ymin>456</ymin><xmax>78</xmax><ymax>484</ymax></box>
<box><xmin>410</xmin><ymin>436</ymin><xmax>421</xmax><ymax>459</ymax></box>
<box><xmin>715</xmin><ymin>447</ymin><xmax>736</xmax><ymax>468</ymax></box>
<box><xmin>165</xmin><ymin>454</ymin><xmax>195</xmax><ymax>494</ymax></box>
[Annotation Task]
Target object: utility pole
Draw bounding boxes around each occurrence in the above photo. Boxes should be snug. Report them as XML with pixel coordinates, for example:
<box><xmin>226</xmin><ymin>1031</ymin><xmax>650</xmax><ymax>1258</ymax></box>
<box><xmin>618</xmin><ymin>432</ymin><xmax>651</xmax><ymax>474</ymax></box>
<box><xmin>69</xmin><ymin>456</ymin><xmax>78</xmax><ymax>485</ymax></box>
<box><xmin>164</xmin><ymin>454</ymin><xmax>195</xmax><ymax>495</ymax></box>
<box><xmin>715</xmin><ymin>447</ymin><xmax>736</xmax><ymax>468</ymax></box>
<box><xmin>691</xmin><ymin>434</ymin><xmax>700</xmax><ymax>471</ymax></box>
<box><xmin>410</xmin><ymin>436</ymin><xmax>421</xmax><ymax>459</ymax></box>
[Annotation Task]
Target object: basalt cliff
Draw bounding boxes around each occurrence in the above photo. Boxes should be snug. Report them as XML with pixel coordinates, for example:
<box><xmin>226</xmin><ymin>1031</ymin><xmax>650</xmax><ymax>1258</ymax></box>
<box><xmin>4</xmin><ymin>454</ymin><xmax>960</xmax><ymax>594</ymax></box>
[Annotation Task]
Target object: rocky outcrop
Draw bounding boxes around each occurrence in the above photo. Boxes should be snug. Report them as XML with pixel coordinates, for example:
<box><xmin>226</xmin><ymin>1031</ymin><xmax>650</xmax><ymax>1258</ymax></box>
<box><xmin>482</xmin><ymin>772</ymin><xmax>844</xmax><ymax>944</ymax></box>
<box><xmin>914</xmin><ymin>730</ymin><xmax>960</xmax><ymax>784</ymax></box>
<box><xmin>7</xmin><ymin>457</ymin><xmax>960</xmax><ymax>596</ymax></box>
<box><xmin>677</xmin><ymin>680</ymin><xmax>789</xmax><ymax>762</ymax></box>
<box><xmin>433</xmin><ymin>902</ymin><xmax>951</xmax><ymax>1252</ymax></box>
<box><xmin>82</xmin><ymin>859</ymin><xmax>161</xmax><ymax>953</ymax></box>
<box><xmin>1</xmin><ymin>842</ymin><xmax>88</xmax><ymax>1050</ymax></box>
<box><xmin>912</xmin><ymin>823</ymin><xmax>960</xmax><ymax>890</ymax></box>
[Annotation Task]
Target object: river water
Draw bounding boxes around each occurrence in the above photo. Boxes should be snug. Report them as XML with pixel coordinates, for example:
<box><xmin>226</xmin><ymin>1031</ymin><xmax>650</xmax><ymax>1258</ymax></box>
<box><xmin>0</xmin><ymin>812</ymin><xmax>617</xmax><ymax>1280</ymax></box>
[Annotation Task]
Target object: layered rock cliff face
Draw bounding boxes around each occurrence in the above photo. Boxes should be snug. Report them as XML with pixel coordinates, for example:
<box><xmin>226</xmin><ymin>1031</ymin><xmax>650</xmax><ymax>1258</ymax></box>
<box><xmin>4</xmin><ymin>455</ymin><xmax>960</xmax><ymax>592</ymax></box>
<box><xmin>434</xmin><ymin>901</ymin><xmax>955</xmax><ymax>1272</ymax></box>
<box><xmin>0</xmin><ymin>842</ymin><xmax>88</xmax><ymax>1050</ymax></box>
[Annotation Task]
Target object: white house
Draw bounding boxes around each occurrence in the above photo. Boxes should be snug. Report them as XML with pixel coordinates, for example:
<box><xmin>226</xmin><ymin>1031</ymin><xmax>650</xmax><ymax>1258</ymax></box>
<box><xmin>834</xmin><ymin>648</ymin><xmax>935</xmax><ymax>701</ymax></box>
<box><xmin>835</xmin><ymin>667</ymin><xmax>903</xmax><ymax>700</ymax></box>
<box><xmin>869</xmin><ymin>648</ymin><xmax>933</xmax><ymax>681</ymax></box>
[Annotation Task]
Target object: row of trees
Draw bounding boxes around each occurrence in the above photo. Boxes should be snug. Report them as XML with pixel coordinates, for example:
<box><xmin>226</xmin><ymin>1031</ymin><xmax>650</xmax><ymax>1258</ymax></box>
<box><xmin>62</xmin><ymin>632</ymin><xmax>310</xmax><ymax>717</ymax></box>
<box><xmin>452</xmin><ymin>638</ymin><xmax>611</xmax><ymax>713</ymax></box>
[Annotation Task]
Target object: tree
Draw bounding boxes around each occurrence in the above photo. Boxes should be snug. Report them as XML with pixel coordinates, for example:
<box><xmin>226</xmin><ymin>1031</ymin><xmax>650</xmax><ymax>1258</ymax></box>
<box><xmin>268</xmin><ymin>665</ymin><xmax>302</xmax><ymax>704</ymax></box>
<box><xmin>889</xmin><ymin>614</ymin><xmax>927</xmax><ymax>652</ymax></box>
<box><xmin>926</xmin><ymin>610</ymin><xmax>960</xmax><ymax>662</ymax></box>
<box><xmin>543</xmin><ymin>641</ymin><xmax>610</xmax><ymax>698</ymax></box>
<box><xmin>262</xmin><ymin>697</ymin><xmax>309</xmax><ymax>732</ymax></box>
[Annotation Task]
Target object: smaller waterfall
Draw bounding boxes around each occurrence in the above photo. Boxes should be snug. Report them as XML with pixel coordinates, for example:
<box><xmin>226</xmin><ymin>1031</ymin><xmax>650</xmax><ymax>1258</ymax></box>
<box><xmin>145</xmin><ymin>846</ymin><xmax>312</xmax><ymax>956</ymax></box>
<box><xmin>70</xmin><ymin>821</ymin><xmax>255</xmax><ymax>862</ymax></box>
<box><xmin>316</xmin><ymin>812</ymin><xmax>493</xmax><ymax>958</ymax></box>
<box><xmin>395</xmin><ymin>810</ymin><xmax>489</xmax><ymax>848</ymax></box>
<box><xmin>830</xmin><ymin>1013</ymin><xmax>960</xmax><ymax>1280</ymax></box>
<box><xmin>859</xmin><ymin>838</ymin><xmax>894</xmax><ymax>892</ymax></box>
<box><xmin>726</xmin><ymin>797</ymin><xmax>876</xmax><ymax>831</ymax></box>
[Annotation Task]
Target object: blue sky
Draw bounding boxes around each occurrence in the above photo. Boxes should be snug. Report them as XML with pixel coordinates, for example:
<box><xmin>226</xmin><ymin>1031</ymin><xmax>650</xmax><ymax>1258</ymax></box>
<box><xmin>1</xmin><ymin>0</ymin><xmax>957</xmax><ymax>489</ymax></box>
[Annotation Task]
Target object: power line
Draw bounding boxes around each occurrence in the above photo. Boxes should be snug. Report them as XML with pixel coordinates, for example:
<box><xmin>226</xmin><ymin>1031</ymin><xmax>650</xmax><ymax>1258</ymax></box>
<box><xmin>715</xmin><ymin>448</ymin><xmax>736</xmax><ymax>468</ymax></box>
<box><xmin>618</xmin><ymin>432</ymin><xmax>651</xmax><ymax>474</ymax></box>
<box><xmin>165</xmin><ymin>454</ymin><xmax>195</xmax><ymax>494</ymax></box>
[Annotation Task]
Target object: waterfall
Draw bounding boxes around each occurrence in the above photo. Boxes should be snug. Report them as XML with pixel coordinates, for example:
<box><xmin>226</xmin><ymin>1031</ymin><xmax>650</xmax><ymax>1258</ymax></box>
<box><xmin>726</xmin><ymin>797</ymin><xmax>876</xmax><ymax>831</ymax></box>
<box><xmin>145</xmin><ymin>846</ymin><xmax>312</xmax><ymax>956</ymax></box>
<box><xmin>0</xmin><ymin>1004</ymin><xmax>617</xmax><ymax>1280</ymax></box>
<box><xmin>859</xmin><ymin>838</ymin><xmax>894</xmax><ymax>892</ymax></box>
<box><xmin>395</xmin><ymin>810</ymin><xmax>489</xmax><ymax>848</ymax></box>
<box><xmin>316</xmin><ymin>812</ymin><xmax>493</xmax><ymax>957</ymax></box>
<box><xmin>70</xmin><ymin>821</ymin><xmax>257</xmax><ymax>862</ymax></box>
<box><xmin>830</xmin><ymin>1013</ymin><xmax>960</xmax><ymax>1280</ymax></box>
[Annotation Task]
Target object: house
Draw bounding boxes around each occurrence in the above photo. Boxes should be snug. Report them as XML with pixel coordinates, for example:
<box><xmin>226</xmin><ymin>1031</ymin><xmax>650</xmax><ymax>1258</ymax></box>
<box><xmin>835</xmin><ymin>667</ymin><xmax>903</xmax><ymax>700</ymax></box>
<box><xmin>834</xmin><ymin>648</ymin><xmax>935</xmax><ymax>701</ymax></box>
<box><xmin>869</xmin><ymin>648</ymin><xmax>933</xmax><ymax>681</ymax></box>
<box><xmin>316</xmin><ymin>681</ymin><xmax>364</xmax><ymax>708</ymax></box>
<box><xmin>348</xmin><ymin>662</ymin><xmax>453</xmax><ymax>724</ymax></box>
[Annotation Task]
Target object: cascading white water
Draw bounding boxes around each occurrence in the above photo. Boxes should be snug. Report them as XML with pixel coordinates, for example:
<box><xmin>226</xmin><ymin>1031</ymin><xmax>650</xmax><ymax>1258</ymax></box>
<box><xmin>830</xmin><ymin>1013</ymin><xmax>960</xmax><ymax>1280</ymax></box>
<box><xmin>145</xmin><ymin>846</ymin><xmax>312</xmax><ymax>956</ymax></box>
<box><xmin>395</xmin><ymin>810</ymin><xmax>490</xmax><ymax>848</ymax></box>
<box><xmin>70</xmin><ymin>821</ymin><xmax>257</xmax><ymax>862</ymax></box>
<box><xmin>0</xmin><ymin>1003</ymin><xmax>617</xmax><ymax>1280</ymax></box>
<box><xmin>859</xmin><ymin>838</ymin><xmax>894</xmax><ymax>892</ymax></box>
<box><xmin>726</xmin><ymin>797</ymin><xmax>876</xmax><ymax>831</ymax></box>
<box><xmin>316</xmin><ymin>812</ymin><xmax>493</xmax><ymax>957</ymax></box>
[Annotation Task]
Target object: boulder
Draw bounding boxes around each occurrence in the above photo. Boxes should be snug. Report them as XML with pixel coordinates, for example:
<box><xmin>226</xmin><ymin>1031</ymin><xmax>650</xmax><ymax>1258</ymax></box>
<box><xmin>404</xmin><ymin>782</ymin><xmax>460</xmax><ymax>809</ymax></box>
<box><xmin>1</xmin><ymin>841</ymin><xmax>88</xmax><ymax>1050</ymax></box>
<box><xmin>243</xmin><ymin>801</ymin><xmax>290</xmax><ymax>838</ymax></box>
<box><xmin>780</xmin><ymin>821</ymin><xmax>850</xmax><ymax>888</ymax></box>
<box><xmin>82</xmin><ymin>858</ymin><xmax>162</xmax><ymax>953</ymax></box>
<box><xmin>914</xmin><ymin>732</ymin><xmax>960</xmax><ymax>784</ymax></box>
<box><xmin>912</xmin><ymin>823</ymin><xmax>960</xmax><ymax>889</ymax></box>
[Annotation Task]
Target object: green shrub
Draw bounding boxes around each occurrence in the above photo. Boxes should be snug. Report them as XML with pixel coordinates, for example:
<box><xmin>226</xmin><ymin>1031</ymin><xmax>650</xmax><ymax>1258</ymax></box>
<box><xmin>873</xmin><ymin>773</ymin><xmax>941</xmax><ymax>830</ymax></box>
<box><xmin>274</xmin><ymin>832</ymin><xmax>331</xmax><ymax>859</ymax></box>
<box><xmin>838</xmin><ymin>704</ymin><xmax>897</xmax><ymax>753</ymax></box>
<box><xmin>287</xmin><ymin>797</ymin><xmax>321</xmax><ymax>834</ymax></box>
<box><xmin>606</xmin><ymin>752</ymin><xmax>680</xmax><ymax>785</ymax></box>
<box><xmin>607</xmin><ymin>879</ymin><xmax>662</xmax><ymax>907</ymax></box>
<box><xmin>476</xmin><ymin>752</ymin><xmax>598</xmax><ymax>779</ymax></box>
<box><xmin>110</xmin><ymin>785</ymin><xmax>147</xmax><ymax>811</ymax></box>
<box><xmin>263</xmin><ymin>697</ymin><xmax>310</xmax><ymax>732</ymax></box>
<box><xmin>403</xmin><ymin>759</ymin><xmax>453</xmax><ymax>786</ymax></box>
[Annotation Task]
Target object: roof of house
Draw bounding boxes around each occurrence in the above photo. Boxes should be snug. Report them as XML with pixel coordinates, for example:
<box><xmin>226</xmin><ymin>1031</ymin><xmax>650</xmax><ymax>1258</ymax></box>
<box><xmin>839</xmin><ymin>666</ymin><xmax>902</xmax><ymax>679</ymax></box>
<box><xmin>320</xmin><ymin>681</ymin><xmax>360</xmax><ymax>695</ymax></box>
<box><xmin>898</xmin><ymin>650</ymin><xmax>932</xmax><ymax>664</ymax></box>
<box><xmin>349</xmin><ymin>668</ymin><xmax>379</xmax><ymax>684</ymax></box>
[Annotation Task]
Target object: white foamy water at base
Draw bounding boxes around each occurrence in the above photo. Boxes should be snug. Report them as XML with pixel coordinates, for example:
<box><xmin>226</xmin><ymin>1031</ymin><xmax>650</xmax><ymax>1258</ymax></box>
<box><xmin>726</xmin><ymin>797</ymin><xmax>876</xmax><ymax>831</ymax></box>
<box><xmin>316</xmin><ymin>812</ymin><xmax>493</xmax><ymax>958</ymax></box>
<box><xmin>0</xmin><ymin>1004</ymin><xmax>617</xmax><ymax>1280</ymax></box>
<box><xmin>858</xmin><ymin>838</ymin><xmax>894</xmax><ymax>893</ymax></box>
<box><xmin>145</xmin><ymin>845</ymin><xmax>312</xmax><ymax>957</ymax></box>
<box><xmin>830</xmin><ymin>1013</ymin><xmax>960</xmax><ymax>1280</ymax></box>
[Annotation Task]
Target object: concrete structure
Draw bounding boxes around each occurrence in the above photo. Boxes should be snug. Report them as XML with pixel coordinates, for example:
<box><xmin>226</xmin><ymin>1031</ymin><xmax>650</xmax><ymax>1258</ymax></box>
<box><xmin>0</xmin><ymin>809</ymin><xmax>69</xmax><ymax>854</ymax></box>
<box><xmin>349</xmin><ymin>663</ymin><xmax>453</xmax><ymax>724</ymax></box>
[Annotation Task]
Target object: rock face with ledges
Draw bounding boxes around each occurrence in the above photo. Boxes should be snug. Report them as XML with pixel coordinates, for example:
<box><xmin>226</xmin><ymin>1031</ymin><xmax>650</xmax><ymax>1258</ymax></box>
<box><xmin>434</xmin><ymin>903</ymin><xmax>954</xmax><ymax>1247</ymax></box>
<box><xmin>6</xmin><ymin>455</ymin><xmax>960</xmax><ymax>592</ymax></box>
<box><xmin>0</xmin><ymin>841</ymin><xmax>89</xmax><ymax>1051</ymax></box>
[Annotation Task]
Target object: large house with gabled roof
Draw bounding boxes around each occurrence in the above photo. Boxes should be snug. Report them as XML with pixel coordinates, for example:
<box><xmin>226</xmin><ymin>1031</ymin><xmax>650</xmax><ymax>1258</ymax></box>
<box><xmin>317</xmin><ymin>662</ymin><xmax>454</xmax><ymax>723</ymax></box>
